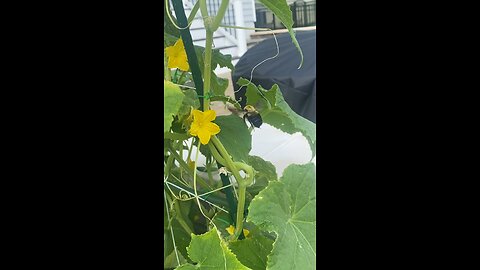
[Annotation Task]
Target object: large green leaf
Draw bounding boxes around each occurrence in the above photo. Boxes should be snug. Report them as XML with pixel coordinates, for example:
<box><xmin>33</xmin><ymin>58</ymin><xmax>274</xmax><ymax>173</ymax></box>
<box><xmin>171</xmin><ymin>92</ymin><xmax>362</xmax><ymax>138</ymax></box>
<box><xmin>237</xmin><ymin>78</ymin><xmax>316</xmax><ymax>155</ymax></box>
<box><xmin>164</xmin><ymin>80</ymin><xmax>185</xmax><ymax>133</ymax></box>
<box><xmin>175</xmin><ymin>228</ymin><xmax>250</xmax><ymax>270</ymax></box>
<box><xmin>257</xmin><ymin>0</ymin><xmax>304</xmax><ymax>68</ymax></box>
<box><xmin>229</xmin><ymin>234</ymin><xmax>274</xmax><ymax>270</ymax></box>
<box><xmin>247</xmin><ymin>163</ymin><xmax>316</xmax><ymax>270</ymax></box>
<box><xmin>263</xmin><ymin>90</ymin><xmax>316</xmax><ymax>155</ymax></box>
<box><xmin>214</xmin><ymin>114</ymin><xmax>252</xmax><ymax>162</ymax></box>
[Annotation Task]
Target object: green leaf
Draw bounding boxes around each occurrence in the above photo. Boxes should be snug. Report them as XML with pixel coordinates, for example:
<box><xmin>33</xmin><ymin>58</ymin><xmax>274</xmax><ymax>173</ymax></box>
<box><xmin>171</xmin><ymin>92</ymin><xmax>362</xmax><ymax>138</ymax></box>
<box><xmin>239</xmin><ymin>78</ymin><xmax>276</xmax><ymax>111</ymax></box>
<box><xmin>257</xmin><ymin>0</ymin><xmax>304</xmax><ymax>68</ymax></box>
<box><xmin>175</xmin><ymin>228</ymin><xmax>250</xmax><ymax>270</ymax></box>
<box><xmin>164</xmin><ymin>248</ymin><xmax>188</xmax><ymax>269</ymax></box>
<box><xmin>212</xmin><ymin>211</ymin><xmax>234</xmax><ymax>239</ymax></box>
<box><xmin>178</xmin><ymin>88</ymin><xmax>200</xmax><ymax>117</ymax></box>
<box><xmin>165</xmin><ymin>32</ymin><xmax>179</xmax><ymax>47</ymax></box>
<box><xmin>214</xmin><ymin>114</ymin><xmax>252</xmax><ymax>162</ymax></box>
<box><xmin>229</xmin><ymin>234</ymin><xmax>274</xmax><ymax>270</ymax></box>
<box><xmin>247</xmin><ymin>163</ymin><xmax>316</xmax><ymax>270</ymax></box>
<box><xmin>269</xmin><ymin>90</ymin><xmax>316</xmax><ymax>155</ymax></box>
<box><xmin>247</xmin><ymin>155</ymin><xmax>278</xmax><ymax>197</ymax></box>
<box><xmin>211</xmin><ymin>75</ymin><xmax>229</xmax><ymax>96</ymax></box>
<box><xmin>164</xmin><ymin>80</ymin><xmax>185</xmax><ymax>133</ymax></box>
<box><xmin>237</xmin><ymin>78</ymin><xmax>316</xmax><ymax>155</ymax></box>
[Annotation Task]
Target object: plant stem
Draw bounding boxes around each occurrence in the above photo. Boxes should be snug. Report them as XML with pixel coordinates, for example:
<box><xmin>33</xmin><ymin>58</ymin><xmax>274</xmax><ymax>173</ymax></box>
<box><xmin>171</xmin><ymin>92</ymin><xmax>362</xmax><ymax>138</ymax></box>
<box><xmin>199</xmin><ymin>0</ymin><xmax>209</xmax><ymax>19</ymax></box>
<box><xmin>208</xmin><ymin>143</ymin><xmax>227</xmax><ymax>165</ymax></box>
<box><xmin>165</xmin><ymin>152</ymin><xmax>175</xmax><ymax>178</ymax></box>
<box><xmin>210</xmin><ymin>136</ymin><xmax>254</xmax><ymax>240</ymax></box>
<box><xmin>173</xmin><ymin>68</ymin><xmax>179</xmax><ymax>82</ymax></box>
<box><xmin>177</xmin><ymin>70</ymin><xmax>187</xmax><ymax>84</ymax></box>
<box><xmin>210</xmin><ymin>136</ymin><xmax>241</xmax><ymax>181</ymax></box>
<box><xmin>233</xmin><ymin>185</ymin><xmax>246</xmax><ymax>238</ymax></box>
<box><xmin>164</xmin><ymin>51</ymin><xmax>171</xmax><ymax>81</ymax></box>
<box><xmin>187</xmin><ymin>0</ymin><xmax>201</xmax><ymax>25</ymax></box>
<box><xmin>186</xmin><ymin>138</ymin><xmax>194</xmax><ymax>163</ymax></box>
<box><xmin>211</xmin><ymin>0</ymin><xmax>230</xmax><ymax>31</ymax></box>
<box><xmin>202</xmin><ymin>29</ymin><xmax>214</xmax><ymax>111</ymax></box>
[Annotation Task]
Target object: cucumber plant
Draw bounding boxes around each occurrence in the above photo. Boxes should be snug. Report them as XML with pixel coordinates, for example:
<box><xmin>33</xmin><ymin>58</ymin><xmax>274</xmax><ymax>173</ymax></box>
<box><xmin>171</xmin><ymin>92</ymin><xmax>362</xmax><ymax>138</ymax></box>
<box><xmin>164</xmin><ymin>1</ymin><xmax>316</xmax><ymax>269</ymax></box>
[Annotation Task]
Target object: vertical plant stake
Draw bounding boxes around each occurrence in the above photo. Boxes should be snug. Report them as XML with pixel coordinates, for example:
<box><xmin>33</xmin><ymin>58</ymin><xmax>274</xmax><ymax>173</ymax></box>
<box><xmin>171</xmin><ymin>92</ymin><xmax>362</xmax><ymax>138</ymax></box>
<box><xmin>164</xmin><ymin>0</ymin><xmax>316</xmax><ymax>269</ymax></box>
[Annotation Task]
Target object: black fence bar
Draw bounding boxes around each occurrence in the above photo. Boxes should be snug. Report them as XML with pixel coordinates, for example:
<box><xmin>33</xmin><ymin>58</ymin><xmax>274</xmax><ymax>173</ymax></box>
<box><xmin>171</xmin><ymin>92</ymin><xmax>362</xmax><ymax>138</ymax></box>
<box><xmin>255</xmin><ymin>1</ymin><xmax>316</xmax><ymax>30</ymax></box>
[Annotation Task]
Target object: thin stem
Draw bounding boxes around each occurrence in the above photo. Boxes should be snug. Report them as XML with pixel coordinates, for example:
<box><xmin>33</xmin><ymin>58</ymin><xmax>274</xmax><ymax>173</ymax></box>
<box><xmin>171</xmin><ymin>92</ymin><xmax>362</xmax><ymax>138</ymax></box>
<box><xmin>173</xmin><ymin>68</ymin><xmax>179</xmax><ymax>82</ymax></box>
<box><xmin>210</xmin><ymin>136</ymin><xmax>254</xmax><ymax>240</ymax></box>
<box><xmin>208</xmin><ymin>143</ymin><xmax>227</xmax><ymax>165</ymax></box>
<box><xmin>202</xmin><ymin>29</ymin><xmax>214</xmax><ymax>111</ymax></box>
<box><xmin>199</xmin><ymin>0</ymin><xmax>209</xmax><ymax>20</ymax></box>
<box><xmin>233</xmin><ymin>185</ymin><xmax>246</xmax><ymax>239</ymax></box>
<box><xmin>210</xmin><ymin>136</ymin><xmax>243</xmax><ymax>183</ymax></box>
<box><xmin>165</xmin><ymin>152</ymin><xmax>175</xmax><ymax>178</ymax></box>
<box><xmin>193</xmin><ymin>140</ymin><xmax>214</xmax><ymax>226</ymax></box>
<box><xmin>168</xmin><ymin>146</ymin><xmax>192</xmax><ymax>176</ymax></box>
<box><xmin>211</xmin><ymin>0</ymin><xmax>230</xmax><ymax>31</ymax></box>
<box><xmin>164</xmin><ymin>51</ymin><xmax>171</xmax><ymax>81</ymax></box>
<box><xmin>186</xmin><ymin>138</ymin><xmax>194</xmax><ymax>162</ymax></box>
<box><xmin>177</xmin><ymin>70</ymin><xmax>187</xmax><ymax>84</ymax></box>
<box><xmin>187</xmin><ymin>0</ymin><xmax>201</xmax><ymax>24</ymax></box>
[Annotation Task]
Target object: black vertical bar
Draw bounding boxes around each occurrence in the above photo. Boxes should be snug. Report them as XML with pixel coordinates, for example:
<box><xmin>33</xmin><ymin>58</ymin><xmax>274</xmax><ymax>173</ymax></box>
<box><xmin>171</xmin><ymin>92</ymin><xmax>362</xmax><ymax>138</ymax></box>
<box><xmin>304</xmin><ymin>2</ymin><xmax>308</xmax><ymax>26</ymax></box>
<box><xmin>292</xmin><ymin>3</ymin><xmax>297</xmax><ymax>28</ymax></box>
<box><xmin>272</xmin><ymin>13</ymin><xmax>276</xmax><ymax>29</ymax></box>
<box><xmin>171</xmin><ymin>0</ymin><xmax>204</xmax><ymax>110</ymax></box>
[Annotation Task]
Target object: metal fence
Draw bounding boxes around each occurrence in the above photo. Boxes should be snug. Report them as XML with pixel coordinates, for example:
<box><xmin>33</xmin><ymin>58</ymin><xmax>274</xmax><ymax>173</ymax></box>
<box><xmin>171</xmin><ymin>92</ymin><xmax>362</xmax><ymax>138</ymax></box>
<box><xmin>255</xmin><ymin>0</ymin><xmax>316</xmax><ymax>30</ymax></box>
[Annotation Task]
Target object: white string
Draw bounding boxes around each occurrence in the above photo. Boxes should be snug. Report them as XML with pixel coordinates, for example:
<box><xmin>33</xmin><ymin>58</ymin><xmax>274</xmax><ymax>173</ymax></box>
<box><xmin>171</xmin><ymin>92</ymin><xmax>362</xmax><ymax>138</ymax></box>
<box><xmin>172</xmin><ymin>83</ymin><xmax>196</xmax><ymax>90</ymax></box>
<box><xmin>234</xmin><ymin>31</ymin><xmax>280</xmax><ymax>95</ymax></box>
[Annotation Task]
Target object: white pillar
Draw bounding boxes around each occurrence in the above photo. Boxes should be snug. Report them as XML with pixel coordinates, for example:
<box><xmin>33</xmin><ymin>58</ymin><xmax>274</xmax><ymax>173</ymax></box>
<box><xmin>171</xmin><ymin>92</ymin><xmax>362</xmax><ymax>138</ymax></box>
<box><xmin>233</xmin><ymin>0</ymin><xmax>247</xmax><ymax>56</ymax></box>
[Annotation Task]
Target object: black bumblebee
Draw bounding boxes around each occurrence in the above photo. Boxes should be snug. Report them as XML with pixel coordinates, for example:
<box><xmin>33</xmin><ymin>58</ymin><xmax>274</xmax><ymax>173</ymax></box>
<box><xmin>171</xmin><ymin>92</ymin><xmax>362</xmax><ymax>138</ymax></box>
<box><xmin>243</xmin><ymin>105</ymin><xmax>263</xmax><ymax>128</ymax></box>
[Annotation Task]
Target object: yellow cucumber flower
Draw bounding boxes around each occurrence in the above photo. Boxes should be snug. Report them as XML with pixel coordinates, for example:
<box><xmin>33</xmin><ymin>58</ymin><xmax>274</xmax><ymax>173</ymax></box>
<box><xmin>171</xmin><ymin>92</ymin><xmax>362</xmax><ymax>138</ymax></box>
<box><xmin>165</xmin><ymin>39</ymin><xmax>190</xmax><ymax>71</ymax></box>
<box><xmin>226</xmin><ymin>225</ymin><xmax>249</xmax><ymax>237</ymax></box>
<box><xmin>189</xmin><ymin>109</ymin><xmax>220</xmax><ymax>145</ymax></box>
